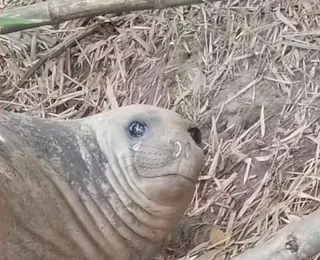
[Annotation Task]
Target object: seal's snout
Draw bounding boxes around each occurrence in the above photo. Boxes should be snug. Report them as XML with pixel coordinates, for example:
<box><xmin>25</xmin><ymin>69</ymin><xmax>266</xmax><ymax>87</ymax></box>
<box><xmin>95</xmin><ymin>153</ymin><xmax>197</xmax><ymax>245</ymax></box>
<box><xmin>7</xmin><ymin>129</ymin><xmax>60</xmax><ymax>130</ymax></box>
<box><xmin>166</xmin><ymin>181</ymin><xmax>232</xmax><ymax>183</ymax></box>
<box><xmin>172</xmin><ymin>140</ymin><xmax>196</xmax><ymax>160</ymax></box>
<box><xmin>171</xmin><ymin>125</ymin><xmax>203</xmax><ymax>160</ymax></box>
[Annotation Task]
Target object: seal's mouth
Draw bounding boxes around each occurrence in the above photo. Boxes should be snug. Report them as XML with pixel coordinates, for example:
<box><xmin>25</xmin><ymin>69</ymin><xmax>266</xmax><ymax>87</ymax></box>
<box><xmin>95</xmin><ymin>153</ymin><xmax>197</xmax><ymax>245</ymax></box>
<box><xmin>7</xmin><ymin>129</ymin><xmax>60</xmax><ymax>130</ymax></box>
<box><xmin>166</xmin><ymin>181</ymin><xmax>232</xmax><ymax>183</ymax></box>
<box><xmin>138</xmin><ymin>173</ymin><xmax>197</xmax><ymax>184</ymax></box>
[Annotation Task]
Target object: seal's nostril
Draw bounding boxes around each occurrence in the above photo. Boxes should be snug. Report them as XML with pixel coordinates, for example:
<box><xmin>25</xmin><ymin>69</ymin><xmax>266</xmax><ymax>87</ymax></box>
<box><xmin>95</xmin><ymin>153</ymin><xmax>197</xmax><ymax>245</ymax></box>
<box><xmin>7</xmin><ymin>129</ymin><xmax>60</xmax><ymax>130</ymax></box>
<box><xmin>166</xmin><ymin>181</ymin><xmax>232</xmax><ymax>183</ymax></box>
<box><xmin>174</xmin><ymin>141</ymin><xmax>182</xmax><ymax>157</ymax></box>
<box><xmin>188</xmin><ymin>127</ymin><xmax>202</xmax><ymax>145</ymax></box>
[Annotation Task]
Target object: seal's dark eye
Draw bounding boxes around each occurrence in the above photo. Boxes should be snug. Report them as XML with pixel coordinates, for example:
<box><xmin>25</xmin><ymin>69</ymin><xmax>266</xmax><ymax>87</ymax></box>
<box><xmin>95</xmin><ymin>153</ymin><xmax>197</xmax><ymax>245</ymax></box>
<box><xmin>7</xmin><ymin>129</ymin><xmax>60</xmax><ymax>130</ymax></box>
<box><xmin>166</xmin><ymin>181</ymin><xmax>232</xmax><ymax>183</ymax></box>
<box><xmin>128</xmin><ymin>121</ymin><xmax>146</xmax><ymax>138</ymax></box>
<box><xmin>188</xmin><ymin>127</ymin><xmax>202</xmax><ymax>145</ymax></box>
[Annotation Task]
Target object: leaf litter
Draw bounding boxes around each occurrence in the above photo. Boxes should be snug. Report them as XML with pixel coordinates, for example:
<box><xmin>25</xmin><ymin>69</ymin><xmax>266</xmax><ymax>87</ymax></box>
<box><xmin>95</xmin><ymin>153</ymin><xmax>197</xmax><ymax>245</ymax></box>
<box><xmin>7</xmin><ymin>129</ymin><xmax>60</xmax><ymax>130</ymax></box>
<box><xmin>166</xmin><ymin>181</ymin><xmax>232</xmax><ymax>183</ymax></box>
<box><xmin>2</xmin><ymin>0</ymin><xmax>320</xmax><ymax>259</ymax></box>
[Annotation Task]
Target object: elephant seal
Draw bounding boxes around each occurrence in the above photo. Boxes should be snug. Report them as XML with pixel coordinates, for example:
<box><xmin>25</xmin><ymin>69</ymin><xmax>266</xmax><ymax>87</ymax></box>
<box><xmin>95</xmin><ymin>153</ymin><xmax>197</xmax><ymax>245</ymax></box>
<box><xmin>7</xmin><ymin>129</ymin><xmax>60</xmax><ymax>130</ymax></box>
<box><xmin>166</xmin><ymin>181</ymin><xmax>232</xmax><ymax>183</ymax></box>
<box><xmin>0</xmin><ymin>104</ymin><xmax>204</xmax><ymax>260</ymax></box>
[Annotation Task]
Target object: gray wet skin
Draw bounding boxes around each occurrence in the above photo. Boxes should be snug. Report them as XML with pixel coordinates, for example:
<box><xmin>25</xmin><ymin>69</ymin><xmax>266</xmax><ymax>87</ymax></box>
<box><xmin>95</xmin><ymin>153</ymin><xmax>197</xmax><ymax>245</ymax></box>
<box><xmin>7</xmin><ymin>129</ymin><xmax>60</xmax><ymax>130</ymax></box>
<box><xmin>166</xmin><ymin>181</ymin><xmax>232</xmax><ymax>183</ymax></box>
<box><xmin>0</xmin><ymin>104</ymin><xmax>204</xmax><ymax>260</ymax></box>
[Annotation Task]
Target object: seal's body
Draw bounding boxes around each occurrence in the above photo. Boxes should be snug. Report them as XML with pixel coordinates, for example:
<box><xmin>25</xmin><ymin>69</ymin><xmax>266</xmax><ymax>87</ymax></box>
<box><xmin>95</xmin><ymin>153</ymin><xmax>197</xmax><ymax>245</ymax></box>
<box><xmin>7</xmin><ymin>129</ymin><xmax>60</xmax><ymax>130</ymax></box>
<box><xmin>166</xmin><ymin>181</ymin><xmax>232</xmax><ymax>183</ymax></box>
<box><xmin>0</xmin><ymin>105</ymin><xmax>204</xmax><ymax>260</ymax></box>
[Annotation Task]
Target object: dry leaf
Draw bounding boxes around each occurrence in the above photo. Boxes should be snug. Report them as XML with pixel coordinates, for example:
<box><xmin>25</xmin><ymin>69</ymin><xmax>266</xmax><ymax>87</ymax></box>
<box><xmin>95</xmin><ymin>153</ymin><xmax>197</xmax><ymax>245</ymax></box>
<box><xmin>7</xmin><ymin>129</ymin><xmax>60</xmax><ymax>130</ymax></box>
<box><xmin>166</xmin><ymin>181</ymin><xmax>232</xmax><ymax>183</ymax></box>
<box><xmin>209</xmin><ymin>225</ymin><xmax>226</xmax><ymax>247</ymax></box>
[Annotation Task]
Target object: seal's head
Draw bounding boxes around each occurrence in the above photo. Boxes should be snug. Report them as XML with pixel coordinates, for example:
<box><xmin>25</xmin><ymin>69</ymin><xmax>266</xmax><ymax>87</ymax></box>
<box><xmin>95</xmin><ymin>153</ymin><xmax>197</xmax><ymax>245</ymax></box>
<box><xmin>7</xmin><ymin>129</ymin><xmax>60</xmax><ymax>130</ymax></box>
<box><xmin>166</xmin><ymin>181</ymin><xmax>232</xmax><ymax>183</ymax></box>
<box><xmin>92</xmin><ymin>104</ymin><xmax>204</xmax><ymax>208</ymax></box>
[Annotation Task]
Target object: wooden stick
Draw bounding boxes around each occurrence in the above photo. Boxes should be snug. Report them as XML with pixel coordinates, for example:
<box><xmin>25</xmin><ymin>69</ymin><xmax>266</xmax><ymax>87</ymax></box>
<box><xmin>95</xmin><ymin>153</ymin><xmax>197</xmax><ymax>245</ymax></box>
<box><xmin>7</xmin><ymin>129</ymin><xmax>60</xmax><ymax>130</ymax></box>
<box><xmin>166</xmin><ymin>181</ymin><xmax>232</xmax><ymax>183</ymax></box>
<box><xmin>231</xmin><ymin>208</ymin><xmax>320</xmax><ymax>260</ymax></box>
<box><xmin>0</xmin><ymin>0</ymin><xmax>209</xmax><ymax>34</ymax></box>
<box><xmin>16</xmin><ymin>21</ymin><xmax>105</xmax><ymax>88</ymax></box>
<box><xmin>177</xmin><ymin>208</ymin><xmax>320</xmax><ymax>260</ymax></box>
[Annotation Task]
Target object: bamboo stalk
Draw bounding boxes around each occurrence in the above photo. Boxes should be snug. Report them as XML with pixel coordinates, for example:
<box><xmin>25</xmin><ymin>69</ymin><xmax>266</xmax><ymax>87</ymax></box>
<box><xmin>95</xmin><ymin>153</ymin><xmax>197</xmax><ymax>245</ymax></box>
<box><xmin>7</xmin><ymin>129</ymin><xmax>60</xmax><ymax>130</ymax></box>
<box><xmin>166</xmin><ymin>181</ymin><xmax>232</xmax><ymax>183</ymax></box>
<box><xmin>231</xmin><ymin>208</ymin><xmax>320</xmax><ymax>260</ymax></box>
<box><xmin>177</xmin><ymin>208</ymin><xmax>320</xmax><ymax>260</ymax></box>
<box><xmin>0</xmin><ymin>0</ymin><xmax>208</xmax><ymax>34</ymax></box>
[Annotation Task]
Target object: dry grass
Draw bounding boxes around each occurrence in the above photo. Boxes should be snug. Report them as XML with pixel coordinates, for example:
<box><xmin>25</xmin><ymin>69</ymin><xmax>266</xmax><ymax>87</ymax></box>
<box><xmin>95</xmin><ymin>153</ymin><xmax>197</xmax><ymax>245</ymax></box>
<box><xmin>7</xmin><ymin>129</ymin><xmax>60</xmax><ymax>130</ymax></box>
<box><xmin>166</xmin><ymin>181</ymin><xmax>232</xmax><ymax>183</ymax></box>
<box><xmin>2</xmin><ymin>0</ymin><xmax>320</xmax><ymax>259</ymax></box>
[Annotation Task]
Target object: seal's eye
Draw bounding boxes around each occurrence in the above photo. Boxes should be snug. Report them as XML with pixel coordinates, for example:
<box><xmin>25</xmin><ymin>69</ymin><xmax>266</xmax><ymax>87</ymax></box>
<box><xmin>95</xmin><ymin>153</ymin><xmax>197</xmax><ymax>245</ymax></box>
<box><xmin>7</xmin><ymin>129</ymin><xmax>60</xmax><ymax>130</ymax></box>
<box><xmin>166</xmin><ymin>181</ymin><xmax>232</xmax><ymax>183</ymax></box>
<box><xmin>188</xmin><ymin>127</ymin><xmax>202</xmax><ymax>145</ymax></box>
<box><xmin>128</xmin><ymin>121</ymin><xmax>146</xmax><ymax>138</ymax></box>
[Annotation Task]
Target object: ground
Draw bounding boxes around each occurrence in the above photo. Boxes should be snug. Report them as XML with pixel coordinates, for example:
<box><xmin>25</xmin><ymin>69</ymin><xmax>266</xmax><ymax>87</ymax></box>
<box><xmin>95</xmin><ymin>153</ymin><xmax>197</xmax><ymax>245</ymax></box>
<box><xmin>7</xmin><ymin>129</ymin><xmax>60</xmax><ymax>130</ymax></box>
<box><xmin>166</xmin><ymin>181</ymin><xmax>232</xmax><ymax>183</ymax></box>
<box><xmin>1</xmin><ymin>0</ymin><xmax>320</xmax><ymax>259</ymax></box>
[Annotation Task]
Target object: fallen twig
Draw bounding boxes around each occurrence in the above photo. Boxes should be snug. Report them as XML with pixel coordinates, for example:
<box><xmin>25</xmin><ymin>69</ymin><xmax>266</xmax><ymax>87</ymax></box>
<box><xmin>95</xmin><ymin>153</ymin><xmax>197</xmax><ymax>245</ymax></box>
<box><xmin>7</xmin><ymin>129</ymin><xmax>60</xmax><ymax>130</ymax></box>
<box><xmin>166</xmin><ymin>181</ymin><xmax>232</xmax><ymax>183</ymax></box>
<box><xmin>231</xmin><ymin>208</ymin><xmax>320</xmax><ymax>260</ymax></box>
<box><xmin>16</xmin><ymin>21</ymin><xmax>107</xmax><ymax>88</ymax></box>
